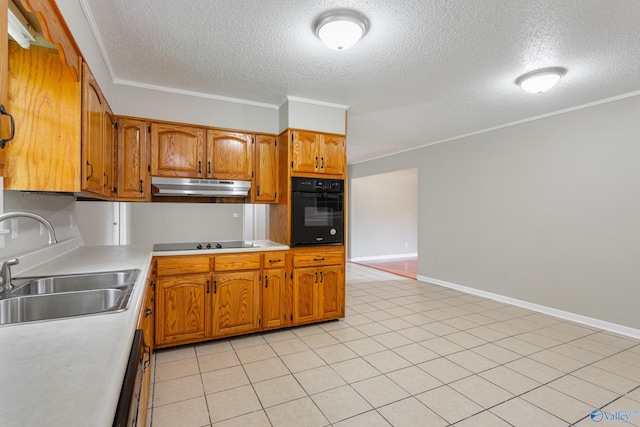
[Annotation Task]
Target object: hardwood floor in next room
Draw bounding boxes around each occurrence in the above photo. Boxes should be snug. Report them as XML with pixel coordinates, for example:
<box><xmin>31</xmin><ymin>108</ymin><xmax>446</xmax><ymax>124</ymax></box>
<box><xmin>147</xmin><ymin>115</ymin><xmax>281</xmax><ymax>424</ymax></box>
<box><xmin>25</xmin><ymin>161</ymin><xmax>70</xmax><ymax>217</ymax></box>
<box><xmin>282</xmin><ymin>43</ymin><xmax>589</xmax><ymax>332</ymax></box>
<box><xmin>149</xmin><ymin>262</ymin><xmax>640</xmax><ymax>427</ymax></box>
<box><xmin>352</xmin><ymin>257</ymin><xmax>418</xmax><ymax>280</ymax></box>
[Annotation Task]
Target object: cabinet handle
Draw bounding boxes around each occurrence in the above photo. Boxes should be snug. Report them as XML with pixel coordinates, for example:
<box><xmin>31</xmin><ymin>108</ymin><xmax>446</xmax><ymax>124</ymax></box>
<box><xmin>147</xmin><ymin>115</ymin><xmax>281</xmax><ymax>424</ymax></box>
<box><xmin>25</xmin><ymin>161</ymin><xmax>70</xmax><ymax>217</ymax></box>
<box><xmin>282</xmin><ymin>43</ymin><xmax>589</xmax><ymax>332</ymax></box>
<box><xmin>103</xmin><ymin>173</ymin><xmax>109</xmax><ymax>187</ymax></box>
<box><xmin>206</xmin><ymin>280</ymin><xmax>210</xmax><ymax>293</ymax></box>
<box><xmin>313</xmin><ymin>257</ymin><xmax>325</xmax><ymax>261</ymax></box>
<box><xmin>144</xmin><ymin>307</ymin><xmax>153</xmax><ymax>317</ymax></box>
<box><xmin>0</xmin><ymin>105</ymin><xmax>16</xmax><ymax>149</ymax></box>
<box><xmin>257</xmin><ymin>185</ymin><xmax>260</xmax><ymax>196</ymax></box>
<box><xmin>265</xmin><ymin>276</ymin><xmax>269</xmax><ymax>288</ymax></box>
<box><xmin>268</xmin><ymin>259</ymin><xmax>282</xmax><ymax>263</ymax></box>
<box><xmin>321</xmin><ymin>157</ymin><xmax>325</xmax><ymax>169</ymax></box>
<box><xmin>320</xmin><ymin>271</ymin><xmax>324</xmax><ymax>283</ymax></box>
<box><xmin>139</xmin><ymin>180</ymin><xmax>143</xmax><ymax>193</ymax></box>
<box><xmin>208</xmin><ymin>161</ymin><xmax>211</xmax><ymax>174</ymax></box>
<box><xmin>198</xmin><ymin>161</ymin><xmax>202</xmax><ymax>174</ymax></box>
<box><xmin>214</xmin><ymin>280</ymin><xmax>217</xmax><ymax>294</ymax></box>
<box><xmin>86</xmin><ymin>161</ymin><xmax>93</xmax><ymax>180</ymax></box>
<box><xmin>315</xmin><ymin>271</ymin><xmax>318</xmax><ymax>283</ymax></box>
<box><xmin>315</xmin><ymin>156</ymin><xmax>318</xmax><ymax>168</ymax></box>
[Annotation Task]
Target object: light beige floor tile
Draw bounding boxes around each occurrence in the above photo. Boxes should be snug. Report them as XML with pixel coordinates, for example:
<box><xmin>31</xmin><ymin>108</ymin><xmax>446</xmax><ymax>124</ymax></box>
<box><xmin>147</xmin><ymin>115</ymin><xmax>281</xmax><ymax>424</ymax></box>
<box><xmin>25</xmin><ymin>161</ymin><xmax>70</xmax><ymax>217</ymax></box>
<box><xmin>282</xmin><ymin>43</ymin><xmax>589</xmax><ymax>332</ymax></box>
<box><xmin>570</xmin><ymin>337</ymin><xmax>622</xmax><ymax>357</ymax></box>
<box><xmin>212</xmin><ymin>410</ymin><xmax>271</xmax><ymax>427</ymax></box>
<box><xmin>612</xmin><ymin>349</ymin><xmax>640</xmax><ymax>368</ymax></box>
<box><xmin>356</xmin><ymin>322</ymin><xmax>393</xmax><ymax>336</ymax></box>
<box><xmin>229</xmin><ymin>334</ymin><xmax>266</xmax><ymax>349</ymax></box>
<box><xmin>261</xmin><ymin>329</ymin><xmax>297</xmax><ymax>343</ymax></box>
<box><xmin>400</xmin><ymin>313</ymin><xmax>433</xmax><ymax>326</ymax></box>
<box><xmin>155</xmin><ymin>345</ymin><xmax>196</xmax><ymax>364</ymax></box>
<box><xmin>333</xmin><ymin>410</ymin><xmax>391</xmax><ymax>427</ymax></box>
<box><xmin>521</xmin><ymin>385</ymin><xmax>594</xmax><ymax>424</ymax></box>
<box><xmin>314</xmin><ymin>343</ymin><xmax>359</xmax><ymax>364</ymax></box>
<box><xmin>396</xmin><ymin>326</ymin><xmax>436</xmax><ymax>342</ymax></box>
<box><xmin>598</xmin><ymin>397</ymin><xmax>640</xmax><ymax>427</ymax></box>
<box><xmin>387</xmin><ymin>366</ymin><xmax>443</xmax><ymax>395</ymax></box>
<box><xmin>515</xmin><ymin>331</ymin><xmax>562</xmax><ymax>349</ymax></box>
<box><xmin>201</xmin><ymin>365</ymin><xmax>249</xmax><ymax>394</ymax></box>
<box><xmin>294</xmin><ymin>365</ymin><xmax>346</xmax><ymax>395</ymax></box>
<box><xmin>342</xmin><ymin>314</ymin><xmax>373</xmax><ymax>327</ymax></box>
<box><xmin>392</xmin><ymin>343</ymin><xmax>439</xmax><ymax>364</ymax></box>
<box><xmin>466</xmin><ymin>325</ymin><xmax>509</xmax><ymax>342</ymax></box>
<box><xmin>363</xmin><ymin>349</ymin><xmax>412</xmax><ymax>373</ymax></box>
<box><xmin>529</xmin><ymin>349</ymin><xmax>587</xmax><ymax>373</ymax></box>
<box><xmin>152</xmin><ymin>396</ymin><xmax>210</xmax><ymax>427</ymax></box>
<box><xmin>479</xmin><ymin>366</ymin><xmax>541</xmax><ymax>395</ymax></box>
<box><xmin>265</xmin><ymin>397</ymin><xmax>330</xmax><ymax>427</ymax></box>
<box><xmin>494</xmin><ymin>336</ymin><xmax>542</xmax><ymax>355</ymax></box>
<box><xmin>446</xmin><ymin>350</ymin><xmax>498</xmax><ymax>373</ymax></box>
<box><xmin>154</xmin><ymin>356</ymin><xmax>200</xmax><ymax>382</ymax></box>
<box><xmin>344</xmin><ymin>337</ymin><xmax>387</xmax><ymax>356</ymax></box>
<box><xmin>269</xmin><ymin>337</ymin><xmax>310</xmax><ymax>356</ymax></box>
<box><xmin>421</xmin><ymin>321</ymin><xmax>459</xmax><ymax>336</ymax></box>
<box><xmin>490</xmin><ymin>397</ymin><xmax>567</xmax><ymax>427</ymax></box>
<box><xmin>328</xmin><ymin>327</ymin><xmax>367</xmax><ymax>342</ymax></box>
<box><xmin>363</xmin><ymin>310</ymin><xmax>396</xmax><ymax>322</ymax></box>
<box><xmin>549</xmin><ymin>342</ymin><xmax>605</xmax><ymax>364</ymax></box>
<box><xmin>332</xmin><ymin>357</ymin><xmax>381</xmax><ymax>383</ymax></box>
<box><xmin>378</xmin><ymin>317</ymin><xmax>415</xmax><ymax>331</ymax></box>
<box><xmin>195</xmin><ymin>339</ymin><xmax>233</xmax><ymax>356</ymax></box>
<box><xmin>198</xmin><ymin>349</ymin><xmax>240</xmax><ymax>373</ymax></box>
<box><xmin>442</xmin><ymin>317</ymin><xmax>481</xmax><ymax>331</ymax></box>
<box><xmin>152</xmin><ymin>373</ymin><xmax>204</xmax><ymax>407</ymax></box>
<box><xmin>588</xmin><ymin>331</ymin><xmax>637</xmax><ymax>349</ymax></box>
<box><xmin>243</xmin><ymin>356</ymin><xmax>290</xmax><ymax>383</ymax></box>
<box><xmin>320</xmin><ymin>319</ymin><xmax>351</xmax><ymax>331</ymax></box>
<box><xmin>421</xmin><ymin>337</ymin><xmax>465</xmax><ymax>356</ymax></box>
<box><xmin>378</xmin><ymin>397</ymin><xmax>447</xmax><ymax>427</ymax></box>
<box><xmin>471</xmin><ymin>343</ymin><xmax>520</xmax><ymax>364</ymax></box>
<box><xmin>372</xmin><ymin>331</ymin><xmax>414</xmax><ymax>349</ymax></box>
<box><xmin>505</xmin><ymin>357</ymin><xmax>565</xmax><ymax>383</ymax></box>
<box><xmin>418</xmin><ymin>357</ymin><xmax>473</xmax><ymax>384</ymax></box>
<box><xmin>595</xmin><ymin>356</ymin><xmax>640</xmax><ymax>381</ymax></box>
<box><xmin>572</xmin><ymin>364</ymin><xmax>639</xmax><ymax>394</ymax></box>
<box><xmin>351</xmin><ymin>375</ymin><xmax>410</xmax><ymax>408</ymax></box>
<box><xmin>301</xmin><ymin>331</ymin><xmax>340</xmax><ymax>349</ymax></box>
<box><xmin>453</xmin><ymin>410</ymin><xmax>512</xmax><ymax>427</ymax></box>
<box><xmin>548</xmin><ymin>375</ymin><xmax>619</xmax><ymax>408</ymax></box>
<box><xmin>350</xmin><ymin>303</ymin><xmax>378</xmax><ymax>314</ymax></box>
<box><xmin>253</xmin><ymin>374</ymin><xmax>307</xmax><ymax>408</ymax></box>
<box><xmin>450</xmin><ymin>375</ymin><xmax>513</xmax><ymax>408</ymax></box>
<box><xmin>280</xmin><ymin>349</ymin><xmax>326</xmax><ymax>373</ymax></box>
<box><xmin>235</xmin><ymin>343</ymin><xmax>277</xmax><ymax>364</ymax></box>
<box><xmin>311</xmin><ymin>385</ymin><xmax>373</xmax><ymax>423</ymax></box>
<box><xmin>416</xmin><ymin>385</ymin><xmax>483</xmax><ymax>424</ymax></box>
<box><xmin>385</xmin><ymin>306</ymin><xmax>415</xmax><ymax>317</ymax></box>
<box><xmin>207</xmin><ymin>384</ymin><xmax>262</xmax><ymax>423</ymax></box>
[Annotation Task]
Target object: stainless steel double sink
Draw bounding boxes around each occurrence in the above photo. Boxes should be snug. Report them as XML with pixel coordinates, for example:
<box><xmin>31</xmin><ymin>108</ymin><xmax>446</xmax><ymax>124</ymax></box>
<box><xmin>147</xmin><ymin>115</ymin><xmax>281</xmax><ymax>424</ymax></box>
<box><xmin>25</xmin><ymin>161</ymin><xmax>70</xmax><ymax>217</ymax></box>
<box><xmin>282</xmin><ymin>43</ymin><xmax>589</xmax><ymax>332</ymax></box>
<box><xmin>0</xmin><ymin>269</ymin><xmax>140</xmax><ymax>325</ymax></box>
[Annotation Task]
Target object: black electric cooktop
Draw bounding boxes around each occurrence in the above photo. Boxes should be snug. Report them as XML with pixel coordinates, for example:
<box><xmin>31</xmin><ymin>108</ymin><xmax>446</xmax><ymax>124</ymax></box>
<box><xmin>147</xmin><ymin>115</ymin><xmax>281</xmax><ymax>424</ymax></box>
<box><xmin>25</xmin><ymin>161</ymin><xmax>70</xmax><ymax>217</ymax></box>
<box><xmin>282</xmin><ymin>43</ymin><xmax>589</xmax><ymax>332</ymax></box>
<box><xmin>153</xmin><ymin>240</ymin><xmax>256</xmax><ymax>251</ymax></box>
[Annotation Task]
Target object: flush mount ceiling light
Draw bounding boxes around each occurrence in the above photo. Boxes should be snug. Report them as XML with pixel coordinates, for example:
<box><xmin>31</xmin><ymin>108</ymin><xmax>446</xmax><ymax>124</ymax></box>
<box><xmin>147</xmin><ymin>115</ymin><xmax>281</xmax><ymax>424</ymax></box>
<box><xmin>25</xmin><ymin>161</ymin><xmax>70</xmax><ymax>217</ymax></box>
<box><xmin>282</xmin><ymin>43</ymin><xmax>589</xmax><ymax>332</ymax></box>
<box><xmin>515</xmin><ymin>67</ymin><xmax>567</xmax><ymax>94</ymax></box>
<box><xmin>313</xmin><ymin>9</ymin><xmax>369</xmax><ymax>51</ymax></box>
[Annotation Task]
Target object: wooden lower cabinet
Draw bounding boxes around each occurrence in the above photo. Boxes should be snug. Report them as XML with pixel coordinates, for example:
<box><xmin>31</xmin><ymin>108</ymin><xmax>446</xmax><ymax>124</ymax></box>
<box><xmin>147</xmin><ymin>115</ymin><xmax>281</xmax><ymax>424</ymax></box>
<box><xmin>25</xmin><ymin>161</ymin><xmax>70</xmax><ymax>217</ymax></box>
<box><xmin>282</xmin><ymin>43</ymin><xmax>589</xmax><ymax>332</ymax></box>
<box><xmin>212</xmin><ymin>271</ymin><xmax>260</xmax><ymax>336</ymax></box>
<box><xmin>155</xmin><ymin>274</ymin><xmax>211</xmax><ymax>346</ymax></box>
<box><xmin>263</xmin><ymin>267</ymin><xmax>286</xmax><ymax>329</ymax></box>
<box><xmin>136</xmin><ymin>271</ymin><xmax>155</xmax><ymax>427</ymax></box>
<box><xmin>292</xmin><ymin>265</ymin><xmax>344</xmax><ymax>324</ymax></box>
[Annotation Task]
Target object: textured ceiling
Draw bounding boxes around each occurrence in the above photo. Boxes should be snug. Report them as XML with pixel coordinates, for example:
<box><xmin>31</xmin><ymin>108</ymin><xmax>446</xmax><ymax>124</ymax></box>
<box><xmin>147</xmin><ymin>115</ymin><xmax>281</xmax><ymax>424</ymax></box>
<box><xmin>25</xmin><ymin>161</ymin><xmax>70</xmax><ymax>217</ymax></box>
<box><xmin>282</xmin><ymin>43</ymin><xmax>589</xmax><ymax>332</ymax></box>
<box><xmin>80</xmin><ymin>0</ymin><xmax>640</xmax><ymax>163</ymax></box>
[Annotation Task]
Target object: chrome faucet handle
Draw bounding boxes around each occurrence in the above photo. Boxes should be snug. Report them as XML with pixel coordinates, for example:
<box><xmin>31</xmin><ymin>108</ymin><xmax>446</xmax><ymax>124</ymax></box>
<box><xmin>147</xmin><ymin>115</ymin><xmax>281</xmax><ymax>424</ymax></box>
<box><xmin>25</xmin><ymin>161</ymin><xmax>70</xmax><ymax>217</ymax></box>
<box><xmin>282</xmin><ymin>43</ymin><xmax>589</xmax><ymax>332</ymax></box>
<box><xmin>0</xmin><ymin>258</ymin><xmax>20</xmax><ymax>291</ymax></box>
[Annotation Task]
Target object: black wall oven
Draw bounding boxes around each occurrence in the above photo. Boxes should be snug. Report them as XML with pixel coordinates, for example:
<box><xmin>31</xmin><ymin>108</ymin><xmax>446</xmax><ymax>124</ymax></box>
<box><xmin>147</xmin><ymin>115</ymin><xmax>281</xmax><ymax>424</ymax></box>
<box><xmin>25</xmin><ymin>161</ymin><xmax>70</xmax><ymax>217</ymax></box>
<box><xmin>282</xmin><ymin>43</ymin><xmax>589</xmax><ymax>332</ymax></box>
<box><xmin>291</xmin><ymin>177</ymin><xmax>344</xmax><ymax>247</ymax></box>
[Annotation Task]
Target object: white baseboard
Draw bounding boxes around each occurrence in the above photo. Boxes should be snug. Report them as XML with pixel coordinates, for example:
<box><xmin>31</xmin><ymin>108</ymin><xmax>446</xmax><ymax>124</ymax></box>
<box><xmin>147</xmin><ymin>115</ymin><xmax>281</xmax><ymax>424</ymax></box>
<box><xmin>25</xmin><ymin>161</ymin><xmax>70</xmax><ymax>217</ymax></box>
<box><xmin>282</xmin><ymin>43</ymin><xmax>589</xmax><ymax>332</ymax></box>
<box><xmin>350</xmin><ymin>253</ymin><xmax>418</xmax><ymax>262</ymax></box>
<box><xmin>417</xmin><ymin>275</ymin><xmax>640</xmax><ymax>340</ymax></box>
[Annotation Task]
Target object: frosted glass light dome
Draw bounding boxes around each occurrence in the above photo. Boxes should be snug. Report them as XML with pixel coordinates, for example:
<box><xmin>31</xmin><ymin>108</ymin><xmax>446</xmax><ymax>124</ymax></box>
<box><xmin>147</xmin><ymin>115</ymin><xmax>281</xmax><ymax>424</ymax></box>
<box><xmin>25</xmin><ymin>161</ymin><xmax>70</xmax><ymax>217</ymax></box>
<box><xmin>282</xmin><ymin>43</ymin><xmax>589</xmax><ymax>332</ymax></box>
<box><xmin>516</xmin><ymin>67</ymin><xmax>567</xmax><ymax>93</ymax></box>
<box><xmin>314</xmin><ymin>10</ymin><xmax>369</xmax><ymax>51</ymax></box>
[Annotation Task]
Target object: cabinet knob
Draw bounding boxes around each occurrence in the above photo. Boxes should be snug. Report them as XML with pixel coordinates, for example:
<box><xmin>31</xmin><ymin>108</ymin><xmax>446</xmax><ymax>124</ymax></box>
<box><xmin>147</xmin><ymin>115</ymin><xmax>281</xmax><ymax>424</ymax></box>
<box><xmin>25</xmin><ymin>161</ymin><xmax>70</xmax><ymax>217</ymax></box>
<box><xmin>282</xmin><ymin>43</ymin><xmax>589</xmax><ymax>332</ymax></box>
<box><xmin>144</xmin><ymin>307</ymin><xmax>153</xmax><ymax>317</ymax></box>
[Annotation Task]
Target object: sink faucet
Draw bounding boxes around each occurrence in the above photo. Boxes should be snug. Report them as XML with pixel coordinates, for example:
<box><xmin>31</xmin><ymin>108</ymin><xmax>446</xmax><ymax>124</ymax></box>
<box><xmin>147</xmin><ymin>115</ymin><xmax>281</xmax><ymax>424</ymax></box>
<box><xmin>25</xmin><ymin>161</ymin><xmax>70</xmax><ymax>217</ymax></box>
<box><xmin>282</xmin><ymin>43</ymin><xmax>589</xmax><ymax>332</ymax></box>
<box><xmin>0</xmin><ymin>211</ymin><xmax>58</xmax><ymax>245</ymax></box>
<box><xmin>0</xmin><ymin>258</ymin><xmax>19</xmax><ymax>294</ymax></box>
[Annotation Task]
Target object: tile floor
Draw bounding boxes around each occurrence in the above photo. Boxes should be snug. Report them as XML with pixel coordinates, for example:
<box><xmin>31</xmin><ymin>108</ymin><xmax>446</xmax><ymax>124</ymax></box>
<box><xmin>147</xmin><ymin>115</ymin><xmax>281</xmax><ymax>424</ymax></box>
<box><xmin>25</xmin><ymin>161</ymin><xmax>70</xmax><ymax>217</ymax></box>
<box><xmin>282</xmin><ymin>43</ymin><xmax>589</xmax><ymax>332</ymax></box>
<box><xmin>149</xmin><ymin>263</ymin><xmax>640</xmax><ymax>426</ymax></box>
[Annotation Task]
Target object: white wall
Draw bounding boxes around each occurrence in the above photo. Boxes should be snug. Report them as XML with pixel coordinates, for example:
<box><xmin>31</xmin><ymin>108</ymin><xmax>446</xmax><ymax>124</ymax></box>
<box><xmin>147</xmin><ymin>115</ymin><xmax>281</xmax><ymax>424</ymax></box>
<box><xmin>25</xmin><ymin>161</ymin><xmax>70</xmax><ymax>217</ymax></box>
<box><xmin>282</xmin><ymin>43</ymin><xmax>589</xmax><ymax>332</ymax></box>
<box><xmin>285</xmin><ymin>98</ymin><xmax>347</xmax><ymax>135</ymax></box>
<box><xmin>349</xmin><ymin>168</ymin><xmax>418</xmax><ymax>260</ymax></box>
<box><xmin>349</xmin><ymin>93</ymin><xmax>640</xmax><ymax>331</ymax></box>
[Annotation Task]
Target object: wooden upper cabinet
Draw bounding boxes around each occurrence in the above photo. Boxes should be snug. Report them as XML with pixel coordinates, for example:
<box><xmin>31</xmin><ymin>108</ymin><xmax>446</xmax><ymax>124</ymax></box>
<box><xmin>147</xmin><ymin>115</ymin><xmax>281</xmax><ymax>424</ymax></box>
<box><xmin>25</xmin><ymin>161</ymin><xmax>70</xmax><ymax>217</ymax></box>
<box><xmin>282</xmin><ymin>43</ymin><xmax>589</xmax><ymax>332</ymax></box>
<box><xmin>291</xmin><ymin>131</ymin><xmax>320</xmax><ymax>174</ymax></box>
<box><xmin>81</xmin><ymin>62</ymin><xmax>113</xmax><ymax>198</ymax></box>
<box><xmin>254</xmin><ymin>134</ymin><xmax>278</xmax><ymax>203</ymax></box>
<box><xmin>150</xmin><ymin>123</ymin><xmax>205</xmax><ymax>178</ymax></box>
<box><xmin>103</xmin><ymin>104</ymin><xmax>116</xmax><ymax>197</ymax></box>
<box><xmin>205</xmin><ymin>130</ymin><xmax>253</xmax><ymax>180</ymax></box>
<box><xmin>319</xmin><ymin>134</ymin><xmax>345</xmax><ymax>176</ymax></box>
<box><xmin>117</xmin><ymin>118</ymin><xmax>150</xmax><ymax>201</ymax></box>
<box><xmin>291</xmin><ymin>130</ymin><xmax>345</xmax><ymax>177</ymax></box>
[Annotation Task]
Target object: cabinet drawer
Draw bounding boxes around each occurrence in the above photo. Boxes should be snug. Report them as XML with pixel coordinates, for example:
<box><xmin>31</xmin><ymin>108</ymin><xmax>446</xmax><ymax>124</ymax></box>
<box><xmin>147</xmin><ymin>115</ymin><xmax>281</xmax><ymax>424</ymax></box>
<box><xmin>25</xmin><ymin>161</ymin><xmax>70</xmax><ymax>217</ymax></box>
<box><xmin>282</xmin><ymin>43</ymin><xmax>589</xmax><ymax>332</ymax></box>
<box><xmin>155</xmin><ymin>256</ymin><xmax>211</xmax><ymax>276</ymax></box>
<box><xmin>293</xmin><ymin>252</ymin><xmax>343</xmax><ymax>268</ymax></box>
<box><xmin>215</xmin><ymin>254</ymin><xmax>261</xmax><ymax>271</ymax></box>
<box><xmin>263</xmin><ymin>253</ymin><xmax>286</xmax><ymax>268</ymax></box>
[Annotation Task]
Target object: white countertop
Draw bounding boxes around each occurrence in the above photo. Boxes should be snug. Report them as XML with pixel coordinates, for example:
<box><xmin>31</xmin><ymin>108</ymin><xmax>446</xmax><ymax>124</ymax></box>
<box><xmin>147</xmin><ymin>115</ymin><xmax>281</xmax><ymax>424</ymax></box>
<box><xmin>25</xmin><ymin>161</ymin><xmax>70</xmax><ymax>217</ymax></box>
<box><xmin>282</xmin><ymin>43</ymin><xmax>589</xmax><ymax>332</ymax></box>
<box><xmin>0</xmin><ymin>239</ymin><xmax>288</xmax><ymax>427</ymax></box>
<box><xmin>151</xmin><ymin>239</ymin><xmax>289</xmax><ymax>257</ymax></box>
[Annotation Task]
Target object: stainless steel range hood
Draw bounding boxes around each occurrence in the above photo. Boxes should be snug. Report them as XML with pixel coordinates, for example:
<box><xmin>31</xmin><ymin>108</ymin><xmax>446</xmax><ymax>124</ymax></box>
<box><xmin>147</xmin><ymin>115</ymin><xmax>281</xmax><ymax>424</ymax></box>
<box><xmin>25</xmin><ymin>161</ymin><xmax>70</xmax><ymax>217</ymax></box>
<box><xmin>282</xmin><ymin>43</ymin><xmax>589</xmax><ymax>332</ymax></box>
<box><xmin>151</xmin><ymin>177</ymin><xmax>251</xmax><ymax>197</ymax></box>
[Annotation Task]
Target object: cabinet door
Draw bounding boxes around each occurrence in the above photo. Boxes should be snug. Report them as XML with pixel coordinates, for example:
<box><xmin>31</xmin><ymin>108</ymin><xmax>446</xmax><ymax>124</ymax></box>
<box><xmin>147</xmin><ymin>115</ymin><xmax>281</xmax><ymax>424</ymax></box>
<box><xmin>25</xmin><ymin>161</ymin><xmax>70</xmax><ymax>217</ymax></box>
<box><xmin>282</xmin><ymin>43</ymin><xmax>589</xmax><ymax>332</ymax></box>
<box><xmin>319</xmin><ymin>265</ymin><xmax>344</xmax><ymax>320</ymax></box>
<box><xmin>263</xmin><ymin>268</ymin><xmax>286</xmax><ymax>330</ymax></box>
<box><xmin>150</xmin><ymin>123</ymin><xmax>205</xmax><ymax>178</ymax></box>
<box><xmin>212</xmin><ymin>271</ymin><xmax>260</xmax><ymax>336</ymax></box>
<box><xmin>155</xmin><ymin>275</ymin><xmax>210</xmax><ymax>346</ymax></box>
<box><xmin>292</xmin><ymin>267</ymin><xmax>319</xmax><ymax>324</ymax></box>
<box><xmin>291</xmin><ymin>131</ymin><xmax>320</xmax><ymax>174</ymax></box>
<box><xmin>320</xmin><ymin>134</ymin><xmax>345</xmax><ymax>176</ymax></box>
<box><xmin>81</xmin><ymin>65</ymin><xmax>105</xmax><ymax>194</ymax></box>
<box><xmin>206</xmin><ymin>130</ymin><xmax>253</xmax><ymax>180</ymax></box>
<box><xmin>254</xmin><ymin>134</ymin><xmax>278</xmax><ymax>203</ymax></box>
<box><xmin>102</xmin><ymin>105</ymin><xmax>115</xmax><ymax>197</ymax></box>
<box><xmin>117</xmin><ymin>119</ymin><xmax>150</xmax><ymax>200</ymax></box>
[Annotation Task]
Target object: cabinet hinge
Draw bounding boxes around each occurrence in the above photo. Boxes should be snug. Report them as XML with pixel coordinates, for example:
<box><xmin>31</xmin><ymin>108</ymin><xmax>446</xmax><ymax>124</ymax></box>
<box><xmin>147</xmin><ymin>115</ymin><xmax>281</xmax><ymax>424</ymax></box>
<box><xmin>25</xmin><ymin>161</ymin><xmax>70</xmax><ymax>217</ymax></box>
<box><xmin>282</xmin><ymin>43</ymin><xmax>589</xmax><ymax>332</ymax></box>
<box><xmin>275</xmin><ymin>140</ymin><xmax>277</xmax><ymax>147</ymax></box>
<box><xmin>290</xmin><ymin>314</ymin><xmax>293</xmax><ymax>321</ymax></box>
<box><xmin>252</xmin><ymin>171</ymin><xmax>254</xmax><ymax>178</ymax></box>
<box><xmin>290</xmin><ymin>272</ymin><xmax>293</xmax><ymax>280</ymax></box>
<box><xmin>291</xmin><ymin>133</ymin><xmax>294</xmax><ymax>142</ymax></box>
<box><xmin>114</xmin><ymin>122</ymin><xmax>118</xmax><ymax>130</ymax></box>
<box><xmin>252</xmin><ymin>136</ymin><xmax>254</xmax><ymax>144</ymax></box>
<box><xmin>291</xmin><ymin>161</ymin><xmax>293</xmax><ymax>169</ymax></box>
<box><xmin>148</xmin><ymin>164</ymin><xmax>151</xmax><ymax>172</ymax></box>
